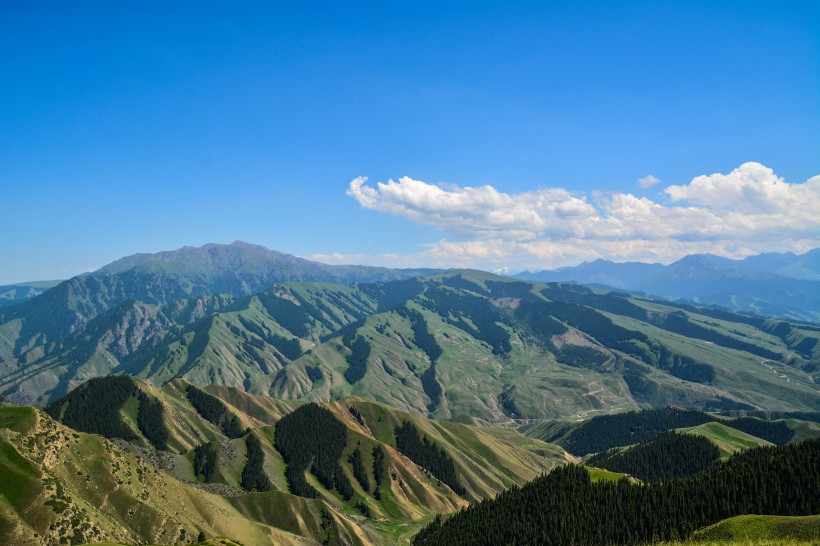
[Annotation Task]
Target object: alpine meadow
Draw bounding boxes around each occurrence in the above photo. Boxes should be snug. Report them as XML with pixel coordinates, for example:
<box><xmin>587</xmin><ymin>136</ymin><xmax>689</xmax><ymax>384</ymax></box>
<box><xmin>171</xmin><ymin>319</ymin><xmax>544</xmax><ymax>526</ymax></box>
<box><xmin>2</xmin><ymin>2</ymin><xmax>819</xmax><ymax>546</ymax></box>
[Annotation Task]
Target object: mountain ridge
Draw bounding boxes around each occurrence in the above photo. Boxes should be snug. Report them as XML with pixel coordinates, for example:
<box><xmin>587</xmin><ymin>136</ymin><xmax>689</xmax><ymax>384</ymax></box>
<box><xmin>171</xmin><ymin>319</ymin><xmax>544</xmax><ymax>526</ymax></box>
<box><xmin>2</xmin><ymin>271</ymin><xmax>817</xmax><ymax>421</ymax></box>
<box><xmin>517</xmin><ymin>248</ymin><xmax>820</xmax><ymax>322</ymax></box>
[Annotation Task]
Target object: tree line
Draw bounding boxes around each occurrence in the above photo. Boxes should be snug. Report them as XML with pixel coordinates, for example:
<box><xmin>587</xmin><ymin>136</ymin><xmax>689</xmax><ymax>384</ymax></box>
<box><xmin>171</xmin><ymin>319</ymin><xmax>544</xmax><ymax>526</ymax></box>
<box><xmin>348</xmin><ymin>444</ymin><xmax>370</xmax><ymax>491</ymax></box>
<box><xmin>558</xmin><ymin>407</ymin><xmax>794</xmax><ymax>456</ymax></box>
<box><xmin>420</xmin><ymin>287</ymin><xmax>511</xmax><ymax>355</ymax></box>
<box><xmin>136</xmin><ymin>390</ymin><xmax>168</xmax><ymax>450</ymax></box>
<box><xmin>193</xmin><ymin>442</ymin><xmax>218</xmax><ymax>482</ymax></box>
<box><xmin>372</xmin><ymin>445</ymin><xmax>385</xmax><ymax>499</ymax></box>
<box><xmin>185</xmin><ymin>384</ymin><xmax>246</xmax><ymax>438</ymax></box>
<box><xmin>241</xmin><ymin>433</ymin><xmax>272</xmax><ymax>492</ymax></box>
<box><xmin>274</xmin><ymin>403</ymin><xmax>353</xmax><ymax>500</ymax></box>
<box><xmin>587</xmin><ymin>431</ymin><xmax>720</xmax><ymax>482</ymax></box>
<box><xmin>413</xmin><ymin>439</ymin><xmax>820</xmax><ymax>545</ymax></box>
<box><xmin>342</xmin><ymin>332</ymin><xmax>371</xmax><ymax>385</ymax></box>
<box><xmin>394</xmin><ymin>420</ymin><xmax>465</xmax><ymax>495</ymax></box>
<box><xmin>45</xmin><ymin>376</ymin><xmax>170</xmax><ymax>451</ymax></box>
<box><xmin>45</xmin><ymin>376</ymin><xmax>139</xmax><ymax>441</ymax></box>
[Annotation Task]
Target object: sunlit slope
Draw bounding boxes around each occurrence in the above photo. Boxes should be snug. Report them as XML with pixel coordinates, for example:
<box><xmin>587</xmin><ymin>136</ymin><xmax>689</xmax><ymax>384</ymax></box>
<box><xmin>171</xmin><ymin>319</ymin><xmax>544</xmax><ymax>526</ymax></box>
<box><xmin>692</xmin><ymin>514</ymin><xmax>820</xmax><ymax>543</ymax></box>
<box><xmin>3</xmin><ymin>272</ymin><xmax>818</xmax><ymax>421</ymax></box>
<box><xmin>678</xmin><ymin>422</ymin><xmax>773</xmax><ymax>459</ymax></box>
<box><xmin>519</xmin><ymin>407</ymin><xmax>820</xmax><ymax>457</ymax></box>
<box><xmin>0</xmin><ymin>405</ymin><xmax>369</xmax><ymax>546</ymax></box>
<box><xmin>15</xmin><ymin>376</ymin><xmax>571</xmax><ymax>545</ymax></box>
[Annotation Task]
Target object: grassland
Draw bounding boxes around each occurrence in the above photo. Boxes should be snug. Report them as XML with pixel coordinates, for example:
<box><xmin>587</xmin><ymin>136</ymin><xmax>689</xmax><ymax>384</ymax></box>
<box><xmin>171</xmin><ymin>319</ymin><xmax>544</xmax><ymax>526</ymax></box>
<box><xmin>678</xmin><ymin>422</ymin><xmax>772</xmax><ymax>459</ymax></box>
<box><xmin>691</xmin><ymin>515</ymin><xmax>820</xmax><ymax>543</ymax></box>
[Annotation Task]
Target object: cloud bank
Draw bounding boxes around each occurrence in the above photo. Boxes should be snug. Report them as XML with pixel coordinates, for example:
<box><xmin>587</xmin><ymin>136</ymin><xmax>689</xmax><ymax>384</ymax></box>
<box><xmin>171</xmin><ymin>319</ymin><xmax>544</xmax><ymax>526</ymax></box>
<box><xmin>336</xmin><ymin>162</ymin><xmax>819</xmax><ymax>271</ymax></box>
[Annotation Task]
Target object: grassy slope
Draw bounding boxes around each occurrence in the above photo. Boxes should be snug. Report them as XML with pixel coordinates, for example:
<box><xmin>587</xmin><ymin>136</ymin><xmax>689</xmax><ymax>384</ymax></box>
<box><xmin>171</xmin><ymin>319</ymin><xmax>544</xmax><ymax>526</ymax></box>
<box><xmin>605</xmin><ymin>310</ymin><xmax>819</xmax><ymax>413</ymax></box>
<box><xmin>585</xmin><ymin>466</ymin><xmax>629</xmax><ymax>482</ymax></box>
<box><xmin>678</xmin><ymin>422</ymin><xmax>772</xmax><ymax>459</ymax></box>
<box><xmin>294</xmin><ymin>277</ymin><xmax>819</xmax><ymax>421</ymax></box>
<box><xmin>3</xmin><ymin>274</ymin><xmax>818</xmax><ymax>422</ymax></box>
<box><xmin>222</xmin><ymin>390</ymin><xmax>569</xmax><ymax>537</ymax></box>
<box><xmin>6</xmin><ymin>378</ymin><xmax>572</xmax><ymax>545</ymax></box>
<box><xmin>0</xmin><ymin>406</ymin><xmax>337</xmax><ymax>546</ymax></box>
<box><xmin>692</xmin><ymin>515</ymin><xmax>820</xmax><ymax>543</ymax></box>
<box><xmin>785</xmin><ymin>419</ymin><xmax>820</xmax><ymax>443</ymax></box>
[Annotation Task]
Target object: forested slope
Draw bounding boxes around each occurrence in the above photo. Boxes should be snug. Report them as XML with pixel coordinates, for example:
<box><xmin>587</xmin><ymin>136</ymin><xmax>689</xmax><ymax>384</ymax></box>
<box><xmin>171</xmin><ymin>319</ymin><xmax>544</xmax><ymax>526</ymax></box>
<box><xmin>413</xmin><ymin>439</ymin><xmax>820</xmax><ymax>546</ymax></box>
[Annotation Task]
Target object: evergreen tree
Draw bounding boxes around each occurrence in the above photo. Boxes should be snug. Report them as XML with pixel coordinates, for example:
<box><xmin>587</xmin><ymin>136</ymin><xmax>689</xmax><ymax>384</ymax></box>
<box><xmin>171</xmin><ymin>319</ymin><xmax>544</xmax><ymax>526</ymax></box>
<box><xmin>240</xmin><ymin>433</ymin><xmax>271</xmax><ymax>492</ymax></box>
<box><xmin>186</xmin><ymin>384</ymin><xmax>246</xmax><ymax>439</ymax></box>
<box><xmin>274</xmin><ymin>403</ymin><xmax>350</xmax><ymax>499</ymax></box>
<box><xmin>343</xmin><ymin>334</ymin><xmax>371</xmax><ymax>384</ymax></box>
<box><xmin>394</xmin><ymin>421</ymin><xmax>465</xmax><ymax>495</ymax></box>
<box><xmin>587</xmin><ymin>431</ymin><xmax>720</xmax><ymax>482</ymax></box>
<box><xmin>306</xmin><ymin>365</ymin><xmax>324</xmax><ymax>383</ymax></box>
<box><xmin>348</xmin><ymin>445</ymin><xmax>370</xmax><ymax>491</ymax></box>
<box><xmin>372</xmin><ymin>445</ymin><xmax>385</xmax><ymax>499</ymax></box>
<box><xmin>45</xmin><ymin>376</ymin><xmax>138</xmax><ymax>441</ymax></box>
<box><xmin>193</xmin><ymin>442</ymin><xmax>218</xmax><ymax>482</ymax></box>
<box><xmin>413</xmin><ymin>439</ymin><xmax>820</xmax><ymax>546</ymax></box>
<box><xmin>136</xmin><ymin>390</ymin><xmax>169</xmax><ymax>450</ymax></box>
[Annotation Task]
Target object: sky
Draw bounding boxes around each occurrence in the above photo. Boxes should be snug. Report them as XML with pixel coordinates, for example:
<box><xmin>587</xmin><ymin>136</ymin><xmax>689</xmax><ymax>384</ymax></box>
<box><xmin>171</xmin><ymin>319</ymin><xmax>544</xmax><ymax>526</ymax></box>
<box><xmin>1</xmin><ymin>0</ymin><xmax>818</xmax><ymax>284</ymax></box>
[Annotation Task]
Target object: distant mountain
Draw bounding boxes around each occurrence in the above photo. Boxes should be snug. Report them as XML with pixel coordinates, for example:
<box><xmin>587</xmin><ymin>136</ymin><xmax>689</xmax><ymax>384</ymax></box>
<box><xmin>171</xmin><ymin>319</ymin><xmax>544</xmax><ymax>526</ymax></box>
<box><xmin>2</xmin><ymin>271</ymin><xmax>818</xmax><ymax>421</ymax></box>
<box><xmin>517</xmin><ymin>259</ymin><xmax>664</xmax><ymax>289</ymax></box>
<box><xmin>690</xmin><ymin>249</ymin><xmax>820</xmax><ymax>280</ymax></box>
<box><xmin>97</xmin><ymin>240</ymin><xmax>435</xmax><ymax>284</ymax></box>
<box><xmin>0</xmin><ymin>241</ymin><xmax>437</xmax><ymax>370</ymax></box>
<box><xmin>0</xmin><ymin>280</ymin><xmax>62</xmax><ymax>308</ymax></box>
<box><xmin>517</xmin><ymin>249</ymin><xmax>820</xmax><ymax>322</ymax></box>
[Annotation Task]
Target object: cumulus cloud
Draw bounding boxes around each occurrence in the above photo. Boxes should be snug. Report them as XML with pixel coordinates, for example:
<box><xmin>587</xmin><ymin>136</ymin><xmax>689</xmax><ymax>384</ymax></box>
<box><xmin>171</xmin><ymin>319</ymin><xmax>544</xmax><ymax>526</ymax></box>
<box><xmin>637</xmin><ymin>175</ymin><xmax>661</xmax><ymax>188</ymax></box>
<box><xmin>665</xmin><ymin>162</ymin><xmax>820</xmax><ymax>216</ymax></box>
<box><xmin>347</xmin><ymin>176</ymin><xmax>597</xmax><ymax>241</ymax></box>
<box><xmin>344</xmin><ymin>163</ymin><xmax>819</xmax><ymax>270</ymax></box>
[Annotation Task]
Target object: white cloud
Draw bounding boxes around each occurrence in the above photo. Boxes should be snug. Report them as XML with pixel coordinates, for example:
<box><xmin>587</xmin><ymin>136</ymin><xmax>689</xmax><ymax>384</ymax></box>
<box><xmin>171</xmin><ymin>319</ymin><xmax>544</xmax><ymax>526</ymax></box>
<box><xmin>344</xmin><ymin>163</ymin><xmax>820</xmax><ymax>270</ymax></box>
<box><xmin>637</xmin><ymin>174</ymin><xmax>661</xmax><ymax>188</ymax></box>
<box><xmin>665</xmin><ymin>162</ymin><xmax>820</xmax><ymax>217</ymax></box>
<box><xmin>347</xmin><ymin>176</ymin><xmax>598</xmax><ymax>241</ymax></box>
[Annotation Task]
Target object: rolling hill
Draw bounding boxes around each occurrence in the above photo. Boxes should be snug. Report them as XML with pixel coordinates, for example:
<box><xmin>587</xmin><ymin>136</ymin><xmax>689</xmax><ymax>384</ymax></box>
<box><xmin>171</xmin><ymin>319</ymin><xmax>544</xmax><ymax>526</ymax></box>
<box><xmin>0</xmin><ymin>376</ymin><xmax>569</xmax><ymax>546</ymax></box>
<box><xmin>678</xmin><ymin>421</ymin><xmax>773</xmax><ymax>459</ymax></box>
<box><xmin>692</xmin><ymin>514</ymin><xmax>820</xmax><ymax>543</ymax></box>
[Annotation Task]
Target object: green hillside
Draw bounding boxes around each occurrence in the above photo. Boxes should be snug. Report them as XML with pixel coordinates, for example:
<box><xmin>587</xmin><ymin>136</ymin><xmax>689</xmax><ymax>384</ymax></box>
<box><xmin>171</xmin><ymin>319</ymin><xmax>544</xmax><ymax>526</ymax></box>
<box><xmin>678</xmin><ymin>422</ymin><xmax>773</xmax><ymax>459</ymax></box>
<box><xmin>0</xmin><ymin>280</ymin><xmax>62</xmax><ymax>308</ymax></box>
<box><xmin>692</xmin><ymin>515</ymin><xmax>820</xmax><ymax>543</ymax></box>
<box><xmin>2</xmin><ymin>270</ymin><xmax>819</xmax><ymax>423</ymax></box>
<box><xmin>1</xmin><ymin>376</ymin><xmax>568</xmax><ymax>545</ymax></box>
<box><xmin>3</xmin><ymin>376</ymin><xmax>818</xmax><ymax>546</ymax></box>
<box><xmin>587</xmin><ymin>431</ymin><xmax>721</xmax><ymax>481</ymax></box>
<box><xmin>520</xmin><ymin>407</ymin><xmax>819</xmax><ymax>457</ymax></box>
<box><xmin>411</xmin><ymin>440</ymin><xmax>820</xmax><ymax>546</ymax></box>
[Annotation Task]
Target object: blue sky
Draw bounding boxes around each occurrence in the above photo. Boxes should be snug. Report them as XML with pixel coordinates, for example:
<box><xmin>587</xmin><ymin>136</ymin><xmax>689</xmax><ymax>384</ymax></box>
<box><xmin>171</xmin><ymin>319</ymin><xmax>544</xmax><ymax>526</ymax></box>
<box><xmin>1</xmin><ymin>1</ymin><xmax>818</xmax><ymax>284</ymax></box>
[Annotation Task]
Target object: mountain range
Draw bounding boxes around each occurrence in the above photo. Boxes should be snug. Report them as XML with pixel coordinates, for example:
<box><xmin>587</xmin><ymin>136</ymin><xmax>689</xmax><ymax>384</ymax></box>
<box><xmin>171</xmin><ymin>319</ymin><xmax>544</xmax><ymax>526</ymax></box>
<box><xmin>1</xmin><ymin>241</ymin><xmax>820</xmax><ymax>545</ymax></box>
<box><xmin>516</xmin><ymin>249</ymin><xmax>820</xmax><ymax>322</ymax></box>
<box><xmin>0</xmin><ymin>280</ymin><xmax>62</xmax><ymax>309</ymax></box>
<box><xmin>1</xmin><ymin>242</ymin><xmax>818</xmax><ymax>423</ymax></box>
